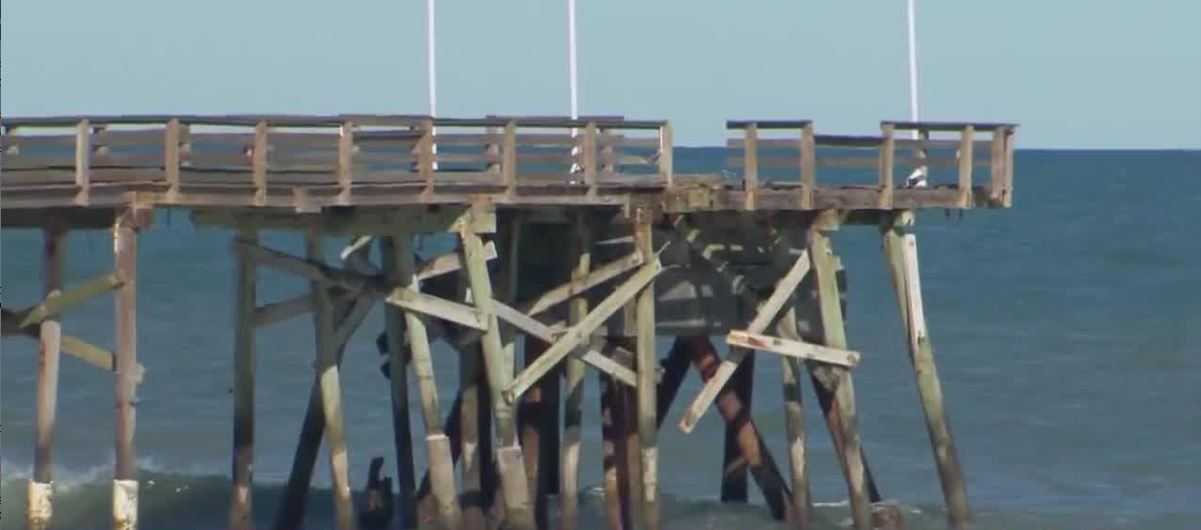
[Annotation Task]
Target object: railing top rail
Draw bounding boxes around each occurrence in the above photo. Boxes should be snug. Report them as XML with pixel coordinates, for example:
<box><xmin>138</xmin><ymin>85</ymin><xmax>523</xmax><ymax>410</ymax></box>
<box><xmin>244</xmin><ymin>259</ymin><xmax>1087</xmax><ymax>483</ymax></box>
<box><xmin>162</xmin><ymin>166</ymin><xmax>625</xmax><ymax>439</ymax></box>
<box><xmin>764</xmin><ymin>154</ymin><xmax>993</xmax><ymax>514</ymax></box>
<box><xmin>726</xmin><ymin>120</ymin><xmax>813</xmax><ymax>130</ymax></box>
<box><xmin>882</xmin><ymin>120</ymin><xmax>1018</xmax><ymax>132</ymax></box>
<box><xmin>0</xmin><ymin>114</ymin><xmax>669</xmax><ymax>130</ymax></box>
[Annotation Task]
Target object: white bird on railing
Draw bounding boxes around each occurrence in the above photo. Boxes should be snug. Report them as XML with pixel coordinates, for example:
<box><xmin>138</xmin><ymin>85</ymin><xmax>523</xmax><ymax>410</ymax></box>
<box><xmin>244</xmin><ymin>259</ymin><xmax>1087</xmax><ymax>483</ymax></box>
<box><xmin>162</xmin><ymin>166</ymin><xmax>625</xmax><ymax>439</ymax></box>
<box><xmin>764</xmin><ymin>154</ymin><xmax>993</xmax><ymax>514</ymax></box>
<box><xmin>905</xmin><ymin>165</ymin><xmax>928</xmax><ymax>188</ymax></box>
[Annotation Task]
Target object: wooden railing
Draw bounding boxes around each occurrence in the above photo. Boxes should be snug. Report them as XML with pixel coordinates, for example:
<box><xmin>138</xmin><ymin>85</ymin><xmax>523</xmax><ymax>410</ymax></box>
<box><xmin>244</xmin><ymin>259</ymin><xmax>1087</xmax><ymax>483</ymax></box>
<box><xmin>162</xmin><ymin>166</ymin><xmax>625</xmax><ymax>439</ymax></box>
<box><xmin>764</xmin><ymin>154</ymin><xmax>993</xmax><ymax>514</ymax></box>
<box><xmin>727</xmin><ymin>120</ymin><xmax>1016</xmax><ymax>208</ymax></box>
<box><xmin>1</xmin><ymin>115</ymin><xmax>1014</xmax><ymax>210</ymax></box>
<box><xmin>0</xmin><ymin>115</ymin><xmax>672</xmax><ymax>205</ymax></box>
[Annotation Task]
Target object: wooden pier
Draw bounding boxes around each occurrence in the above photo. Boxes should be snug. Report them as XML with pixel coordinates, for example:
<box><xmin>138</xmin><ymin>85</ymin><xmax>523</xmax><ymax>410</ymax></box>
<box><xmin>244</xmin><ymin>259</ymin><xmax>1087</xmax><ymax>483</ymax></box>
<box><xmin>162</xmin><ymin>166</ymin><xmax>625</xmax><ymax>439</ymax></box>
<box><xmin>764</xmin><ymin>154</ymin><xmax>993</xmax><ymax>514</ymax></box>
<box><xmin>2</xmin><ymin>114</ymin><xmax>1016</xmax><ymax>530</ymax></box>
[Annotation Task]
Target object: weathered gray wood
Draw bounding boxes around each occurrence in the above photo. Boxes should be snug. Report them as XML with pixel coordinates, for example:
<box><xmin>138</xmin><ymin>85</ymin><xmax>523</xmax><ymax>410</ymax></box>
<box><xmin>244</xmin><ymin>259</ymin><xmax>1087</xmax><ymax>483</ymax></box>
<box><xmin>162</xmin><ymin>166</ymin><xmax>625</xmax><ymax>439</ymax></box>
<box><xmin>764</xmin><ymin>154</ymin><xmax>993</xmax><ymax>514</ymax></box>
<box><xmin>722</xmin><ymin>351</ymin><xmax>752</xmax><ymax>504</ymax></box>
<box><xmin>273</xmin><ymin>296</ymin><xmax>373</xmax><ymax>530</ymax></box>
<box><xmin>800</xmin><ymin>123</ymin><xmax>816</xmax><ymax>209</ymax></box>
<box><xmin>633</xmin><ymin>216</ymin><xmax>661</xmax><ymax>530</ymax></box>
<box><xmin>29</xmin><ymin>224</ymin><xmax>64</xmax><ymax>530</ymax></box>
<box><xmin>385</xmin><ymin>288</ymin><xmax>486</xmax><ymax>330</ymax></box>
<box><xmin>113</xmin><ymin>210</ymin><xmax>139</xmax><ymax>530</ymax></box>
<box><xmin>743</xmin><ymin>124</ymin><xmax>759</xmax><ymax>209</ymax></box>
<box><xmin>658</xmin><ymin>123</ymin><xmax>674</xmax><ymax>186</ymax></box>
<box><xmin>776</xmin><ymin>307</ymin><xmax>811</xmax><ymax>528</ymax></box>
<box><xmin>164</xmin><ymin>119</ymin><xmax>181</xmax><ymax>199</ymax></box>
<box><xmin>504</xmin><ymin>258</ymin><xmax>663</xmax><ymax>403</ymax></box>
<box><xmin>882</xmin><ymin>216</ymin><xmax>970</xmax><ymax>530</ymax></box>
<box><xmin>386</xmin><ymin>234</ymin><xmax>463</xmax><ymax>530</ymax></box>
<box><xmin>378</xmin><ymin>236</ymin><xmax>418</xmax><ymax>530</ymax></box>
<box><xmin>304</xmin><ymin>230</ymin><xmax>357</xmax><ymax>530</ymax></box>
<box><xmin>878</xmin><ymin>123</ymin><xmax>895</xmax><ymax>209</ymax></box>
<box><xmin>957</xmin><ymin>126</ymin><xmax>974</xmax><ymax>208</ymax></box>
<box><xmin>726</xmin><ymin>330</ymin><xmax>860</xmax><ymax>367</ymax></box>
<box><xmin>230</xmin><ymin>228</ymin><xmax>257</xmax><ymax>530</ymax></box>
<box><xmin>74</xmin><ymin>120</ymin><xmax>90</xmax><ymax>204</ymax></box>
<box><xmin>458</xmin><ymin>340</ymin><xmax>488</xmax><ymax>530</ymax></box>
<box><xmin>522</xmin><ymin>250</ymin><xmax>644</xmax><ymax>317</ymax></box>
<box><xmin>990</xmin><ymin>130</ymin><xmax>1006</xmax><ymax>205</ymax></box>
<box><xmin>808</xmin><ymin>230</ymin><xmax>870</xmax><ymax>530</ymax></box>
<box><xmin>502</xmin><ymin>121</ymin><xmax>517</xmax><ymax>194</ymax></box>
<box><xmin>253</xmin><ymin>122</ymin><xmax>268</xmax><ymax>205</ymax></box>
<box><xmin>1004</xmin><ymin>128</ymin><xmax>1015</xmax><ymax>207</ymax></box>
<box><xmin>560</xmin><ymin>213</ymin><xmax>590</xmax><ymax>530</ymax></box>
<box><xmin>459</xmin><ymin>225</ymin><xmax>535</xmax><ymax>530</ymax></box>
<box><xmin>677</xmin><ymin>247</ymin><xmax>811</xmax><ymax>434</ymax></box>
<box><xmin>337</xmin><ymin>121</ymin><xmax>354</xmax><ymax>203</ymax></box>
<box><xmin>18</xmin><ymin>272</ymin><xmax>124</xmax><ymax>328</ymax></box>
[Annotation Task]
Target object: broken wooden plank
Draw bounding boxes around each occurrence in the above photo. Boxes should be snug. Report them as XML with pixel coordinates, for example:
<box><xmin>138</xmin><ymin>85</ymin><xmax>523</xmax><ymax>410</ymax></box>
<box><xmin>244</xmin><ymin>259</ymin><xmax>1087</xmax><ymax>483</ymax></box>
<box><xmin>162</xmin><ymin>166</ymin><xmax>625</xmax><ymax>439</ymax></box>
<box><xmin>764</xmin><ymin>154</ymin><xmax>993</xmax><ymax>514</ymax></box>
<box><xmin>726</xmin><ymin>330</ymin><xmax>859</xmax><ymax>367</ymax></box>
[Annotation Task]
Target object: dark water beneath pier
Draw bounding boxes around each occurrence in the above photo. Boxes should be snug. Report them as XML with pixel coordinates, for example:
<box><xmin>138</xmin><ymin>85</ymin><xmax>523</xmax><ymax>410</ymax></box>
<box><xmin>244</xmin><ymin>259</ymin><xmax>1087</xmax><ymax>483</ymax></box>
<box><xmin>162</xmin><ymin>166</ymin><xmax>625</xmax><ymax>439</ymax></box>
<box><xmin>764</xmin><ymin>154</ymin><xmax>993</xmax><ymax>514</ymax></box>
<box><xmin>3</xmin><ymin>149</ymin><xmax>1199</xmax><ymax>529</ymax></box>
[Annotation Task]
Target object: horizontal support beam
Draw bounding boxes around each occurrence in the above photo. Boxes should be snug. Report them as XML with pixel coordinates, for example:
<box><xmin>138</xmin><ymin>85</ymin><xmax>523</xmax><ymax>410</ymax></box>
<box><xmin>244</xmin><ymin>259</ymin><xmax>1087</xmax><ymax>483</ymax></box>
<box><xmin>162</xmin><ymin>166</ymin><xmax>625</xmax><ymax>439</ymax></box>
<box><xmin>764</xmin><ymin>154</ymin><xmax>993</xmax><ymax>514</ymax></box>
<box><xmin>19</xmin><ymin>272</ymin><xmax>124</xmax><ymax>327</ymax></box>
<box><xmin>386</xmin><ymin>288</ymin><xmax>487</xmax><ymax>331</ymax></box>
<box><xmin>504</xmin><ymin>257</ymin><xmax>663</xmax><ymax>404</ymax></box>
<box><xmin>726</xmin><ymin>330</ymin><xmax>859</xmax><ymax>367</ymax></box>
<box><xmin>192</xmin><ymin>205</ymin><xmax>496</xmax><ymax>235</ymax></box>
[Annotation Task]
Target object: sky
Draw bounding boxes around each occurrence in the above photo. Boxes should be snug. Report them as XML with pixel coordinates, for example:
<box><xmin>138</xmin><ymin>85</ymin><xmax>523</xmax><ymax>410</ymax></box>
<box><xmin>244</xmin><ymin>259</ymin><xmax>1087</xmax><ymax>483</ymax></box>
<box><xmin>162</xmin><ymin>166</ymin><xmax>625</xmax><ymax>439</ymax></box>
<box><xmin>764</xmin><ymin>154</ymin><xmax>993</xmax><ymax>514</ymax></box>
<box><xmin>2</xmin><ymin>0</ymin><xmax>1199</xmax><ymax>148</ymax></box>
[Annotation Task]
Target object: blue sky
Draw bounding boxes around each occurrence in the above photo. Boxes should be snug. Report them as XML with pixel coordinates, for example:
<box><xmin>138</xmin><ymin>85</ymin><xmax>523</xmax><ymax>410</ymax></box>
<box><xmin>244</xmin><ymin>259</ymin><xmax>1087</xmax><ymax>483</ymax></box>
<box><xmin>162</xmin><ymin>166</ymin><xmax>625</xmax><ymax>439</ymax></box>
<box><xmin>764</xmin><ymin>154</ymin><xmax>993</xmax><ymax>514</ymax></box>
<box><xmin>2</xmin><ymin>0</ymin><xmax>1199</xmax><ymax>148</ymax></box>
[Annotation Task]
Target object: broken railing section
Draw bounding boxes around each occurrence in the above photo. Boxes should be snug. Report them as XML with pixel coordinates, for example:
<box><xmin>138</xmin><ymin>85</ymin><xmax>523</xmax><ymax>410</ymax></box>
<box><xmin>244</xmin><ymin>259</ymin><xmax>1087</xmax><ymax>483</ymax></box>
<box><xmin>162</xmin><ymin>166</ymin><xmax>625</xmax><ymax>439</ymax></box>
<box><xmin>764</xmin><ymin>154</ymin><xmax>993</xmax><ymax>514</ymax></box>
<box><xmin>726</xmin><ymin>120</ymin><xmax>1016</xmax><ymax>208</ymax></box>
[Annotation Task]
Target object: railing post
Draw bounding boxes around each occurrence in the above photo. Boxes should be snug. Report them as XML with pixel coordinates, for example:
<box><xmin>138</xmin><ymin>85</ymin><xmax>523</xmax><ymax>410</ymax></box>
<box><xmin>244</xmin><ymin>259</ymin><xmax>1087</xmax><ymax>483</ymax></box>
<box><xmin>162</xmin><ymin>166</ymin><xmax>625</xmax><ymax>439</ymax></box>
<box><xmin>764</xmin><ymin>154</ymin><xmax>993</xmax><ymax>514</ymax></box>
<box><xmin>583</xmin><ymin>121</ymin><xmax>598</xmax><ymax>197</ymax></box>
<box><xmin>989</xmin><ymin>128</ymin><xmax>1006</xmax><ymax>207</ymax></box>
<box><xmin>1004</xmin><ymin>127</ymin><xmax>1015</xmax><ymax>207</ymax></box>
<box><xmin>74</xmin><ymin>120</ymin><xmax>91</xmax><ymax>205</ymax></box>
<box><xmin>502</xmin><ymin>120</ymin><xmax>517</xmax><ymax>197</ymax></box>
<box><xmin>253</xmin><ymin>121</ymin><xmax>269</xmax><ymax>206</ymax></box>
<box><xmin>486</xmin><ymin>125</ymin><xmax>501</xmax><ymax>175</ymax></box>
<box><xmin>878</xmin><ymin>123</ymin><xmax>895</xmax><ymax>209</ymax></box>
<box><xmin>337</xmin><ymin>120</ymin><xmax>354</xmax><ymax>205</ymax></box>
<box><xmin>743</xmin><ymin>123</ymin><xmax>759</xmax><ymax>210</ymax></box>
<box><xmin>164</xmin><ymin>119</ymin><xmax>181</xmax><ymax>202</ymax></box>
<box><xmin>957</xmin><ymin>126</ymin><xmax>974</xmax><ymax>208</ymax></box>
<box><xmin>420</xmin><ymin>118</ymin><xmax>436</xmax><ymax>199</ymax></box>
<box><xmin>800</xmin><ymin>123</ymin><xmax>816</xmax><ymax>209</ymax></box>
<box><xmin>658</xmin><ymin>123</ymin><xmax>674</xmax><ymax>187</ymax></box>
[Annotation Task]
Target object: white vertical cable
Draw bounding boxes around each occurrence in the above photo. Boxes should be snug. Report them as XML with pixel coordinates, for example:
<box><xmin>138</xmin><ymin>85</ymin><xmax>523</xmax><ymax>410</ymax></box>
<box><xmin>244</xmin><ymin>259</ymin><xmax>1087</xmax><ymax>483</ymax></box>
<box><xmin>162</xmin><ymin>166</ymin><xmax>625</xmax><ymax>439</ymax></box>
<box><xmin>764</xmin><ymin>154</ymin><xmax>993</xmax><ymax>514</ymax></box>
<box><xmin>906</xmin><ymin>0</ymin><xmax>920</xmax><ymax>132</ymax></box>
<box><xmin>568</xmin><ymin>0</ymin><xmax>579</xmax><ymax>120</ymax></box>
<box><xmin>426</xmin><ymin>0</ymin><xmax>438</xmax><ymax>117</ymax></box>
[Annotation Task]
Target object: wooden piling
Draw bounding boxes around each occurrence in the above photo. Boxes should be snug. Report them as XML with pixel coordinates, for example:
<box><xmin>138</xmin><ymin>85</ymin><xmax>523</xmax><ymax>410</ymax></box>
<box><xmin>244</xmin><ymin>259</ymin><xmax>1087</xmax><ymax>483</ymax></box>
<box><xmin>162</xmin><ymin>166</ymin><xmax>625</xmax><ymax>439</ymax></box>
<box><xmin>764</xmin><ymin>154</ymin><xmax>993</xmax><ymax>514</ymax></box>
<box><xmin>560</xmin><ymin>211</ymin><xmax>591</xmax><ymax>530</ymax></box>
<box><xmin>29</xmin><ymin>223</ymin><xmax>64</xmax><ymax>530</ymax></box>
<box><xmin>883</xmin><ymin>214</ymin><xmax>970</xmax><ymax>530</ymax></box>
<box><xmin>380</xmin><ymin>235</ymin><xmax>419</xmax><ymax>530</ymax></box>
<box><xmin>775</xmin><ymin>307</ymin><xmax>812</xmax><ymax>528</ymax></box>
<box><xmin>274</xmin><ymin>297</ymin><xmax>373</xmax><ymax>530</ymax></box>
<box><xmin>633</xmin><ymin>214</ymin><xmax>660</xmax><ymax>530</ymax></box>
<box><xmin>113</xmin><ymin>210</ymin><xmax>139</xmax><ymax>530</ymax></box>
<box><xmin>518</xmin><ymin>337</ymin><xmax>552</xmax><ymax>529</ymax></box>
<box><xmin>721</xmin><ymin>352</ymin><xmax>753</xmax><ymax>504</ymax></box>
<box><xmin>684</xmin><ymin>336</ymin><xmax>795</xmax><ymax>521</ymax></box>
<box><xmin>599</xmin><ymin>373</ymin><xmax>631</xmax><ymax>530</ymax></box>
<box><xmin>385</xmin><ymin>233</ymin><xmax>463</xmax><ymax>530</ymax></box>
<box><xmin>460</xmin><ymin>225</ymin><xmax>536</xmax><ymax>530</ymax></box>
<box><xmin>808</xmin><ymin>230</ymin><xmax>871</xmax><ymax>530</ymax></box>
<box><xmin>305</xmin><ymin>230</ymin><xmax>357</xmax><ymax>530</ymax></box>
<box><xmin>459</xmin><ymin>341</ymin><xmax>489</xmax><ymax>530</ymax></box>
<box><xmin>230</xmin><ymin>228</ymin><xmax>258</xmax><ymax>530</ymax></box>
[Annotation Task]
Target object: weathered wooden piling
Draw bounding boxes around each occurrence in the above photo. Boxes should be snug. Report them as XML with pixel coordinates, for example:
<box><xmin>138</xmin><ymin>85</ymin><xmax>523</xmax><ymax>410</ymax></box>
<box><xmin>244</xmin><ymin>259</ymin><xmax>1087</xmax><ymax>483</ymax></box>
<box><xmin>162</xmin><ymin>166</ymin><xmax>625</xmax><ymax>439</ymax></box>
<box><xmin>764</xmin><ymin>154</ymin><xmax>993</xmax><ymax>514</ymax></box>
<box><xmin>633</xmin><ymin>214</ymin><xmax>661</xmax><ymax>530</ymax></box>
<box><xmin>808</xmin><ymin>229</ymin><xmax>871</xmax><ymax>530</ymax></box>
<box><xmin>882</xmin><ymin>212</ymin><xmax>970</xmax><ymax>530</ymax></box>
<box><xmin>28</xmin><ymin>223</ymin><xmax>64</xmax><ymax>530</ymax></box>
<box><xmin>305</xmin><ymin>230</ymin><xmax>357</xmax><ymax>530</ymax></box>
<box><xmin>113</xmin><ymin>209</ymin><xmax>140</xmax><ymax>530</ymax></box>
<box><xmin>380</xmin><ymin>236</ymin><xmax>420</xmax><ymax>530</ymax></box>
<box><xmin>559</xmin><ymin>212</ymin><xmax>591</xmax><ymax>530</ymax></box>
<box><xmin>721</xmin><ymin>351</ymin><xmax>754</xmax><ymax>504</ymax></box>
<box><xmin>230</xmin><ymin>228</ymin><xmax>257</xmax><ymax>530</ymax></box>
<box><xmin>517</xmin><ymin>337</ymin><xmax>553</xmax><ymax>529</ymax></box>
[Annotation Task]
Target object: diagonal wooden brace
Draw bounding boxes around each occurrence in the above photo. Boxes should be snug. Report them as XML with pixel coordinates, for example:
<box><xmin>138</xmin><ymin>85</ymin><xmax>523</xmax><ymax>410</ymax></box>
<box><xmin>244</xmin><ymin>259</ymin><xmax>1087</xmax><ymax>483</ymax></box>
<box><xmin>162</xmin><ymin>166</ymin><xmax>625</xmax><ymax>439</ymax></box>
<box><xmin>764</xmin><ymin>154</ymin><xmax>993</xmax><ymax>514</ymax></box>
<box><xmin>677</xmin><ymin>246</ymin><xmax>811</xmax><ymax>434</ymax></box>
<box><xmin>493</xmin><ymin>301</ymin><xmax>638</xmax><ymax>387</ymax></box>
<box><xmin>726</xmin><ymin>330</ymin><xmax>859</xmax><ymax>367</ymax></box>
<box><xmin>3</xmin><ymin>308</ymin><xmax>145</xmax><ymax>382</ymax></box>
<box><xmin>18</xmin><ymin>272</ymin><xmax>124</xmax><ymax>327</ymax></box>
<box><xmin>503</xmin><ymin>257</ymin><xmax>663</xmax><ymax>404</ymax></box>
<box><xmin>386</xmin><ymin>288</ymin><xmax>487</xmax><ymax>331</ymax></box>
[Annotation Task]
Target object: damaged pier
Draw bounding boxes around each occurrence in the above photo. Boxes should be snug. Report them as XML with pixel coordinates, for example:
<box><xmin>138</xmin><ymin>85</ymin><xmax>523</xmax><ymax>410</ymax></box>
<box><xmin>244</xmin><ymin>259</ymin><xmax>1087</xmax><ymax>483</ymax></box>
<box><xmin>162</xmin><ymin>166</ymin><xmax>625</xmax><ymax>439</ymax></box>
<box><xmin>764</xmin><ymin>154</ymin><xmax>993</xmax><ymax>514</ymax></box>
<box><xmin>2</xmin><ymin>114</ymin><xmax>1016</xmax><ymax>530</ymax></box>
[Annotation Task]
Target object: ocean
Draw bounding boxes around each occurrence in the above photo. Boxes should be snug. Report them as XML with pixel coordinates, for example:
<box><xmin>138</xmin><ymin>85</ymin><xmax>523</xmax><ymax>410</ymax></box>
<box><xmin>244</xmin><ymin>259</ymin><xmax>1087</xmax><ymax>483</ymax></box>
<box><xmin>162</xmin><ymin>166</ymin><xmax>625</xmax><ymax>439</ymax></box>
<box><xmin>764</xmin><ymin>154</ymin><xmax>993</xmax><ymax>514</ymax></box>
<box><xmin>2</xmin><ymin>148</ymin><xmax>1199</xmax><ymax>529</ymax></box>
